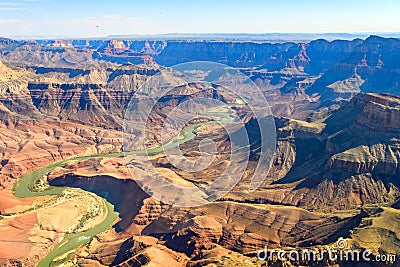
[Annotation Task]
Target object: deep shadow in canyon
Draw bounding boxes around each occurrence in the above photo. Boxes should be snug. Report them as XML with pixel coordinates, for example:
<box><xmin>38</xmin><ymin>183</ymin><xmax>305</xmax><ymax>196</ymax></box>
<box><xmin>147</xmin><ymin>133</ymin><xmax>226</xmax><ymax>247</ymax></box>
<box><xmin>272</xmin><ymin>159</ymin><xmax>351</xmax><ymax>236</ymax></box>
<box><xmin>49</xmin><ymin>174</ymin><xmax>150</xmax><ymax>232</ymax></box>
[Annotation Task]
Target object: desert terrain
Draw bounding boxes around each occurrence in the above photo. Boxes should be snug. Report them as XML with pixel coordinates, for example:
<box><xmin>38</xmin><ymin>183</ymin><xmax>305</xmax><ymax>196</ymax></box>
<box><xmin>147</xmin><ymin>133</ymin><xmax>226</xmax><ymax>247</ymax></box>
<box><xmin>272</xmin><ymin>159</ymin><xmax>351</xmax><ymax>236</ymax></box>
<box><xmin>0</xmin><ymin>35</ymin><xmax>400</xmax><ymax>266</ymax></box>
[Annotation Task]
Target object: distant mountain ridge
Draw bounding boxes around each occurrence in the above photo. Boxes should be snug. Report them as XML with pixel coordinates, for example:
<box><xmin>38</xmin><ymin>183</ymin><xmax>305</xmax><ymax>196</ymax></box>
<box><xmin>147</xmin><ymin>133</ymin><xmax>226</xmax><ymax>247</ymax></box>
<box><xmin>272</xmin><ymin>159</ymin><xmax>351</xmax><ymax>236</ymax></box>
<box><xmin>7</xmin><ymin>32</ymin><xmax>400</xmax><ymax>41</ymax></box>
<box><xmin>1</xmin><ymin>35</ymin><xmax>400</xmax><ymax>123</ymax></box>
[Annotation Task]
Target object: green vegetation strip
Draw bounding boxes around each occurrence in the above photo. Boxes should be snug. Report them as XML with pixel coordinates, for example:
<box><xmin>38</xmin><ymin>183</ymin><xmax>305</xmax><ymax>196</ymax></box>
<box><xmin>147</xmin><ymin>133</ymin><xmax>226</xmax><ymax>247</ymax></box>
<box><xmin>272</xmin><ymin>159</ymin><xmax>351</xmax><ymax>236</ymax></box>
<box><xmin>38</xmin><ymin>201</ymin><xmax>118</xmax><ymax>267</ymax></box>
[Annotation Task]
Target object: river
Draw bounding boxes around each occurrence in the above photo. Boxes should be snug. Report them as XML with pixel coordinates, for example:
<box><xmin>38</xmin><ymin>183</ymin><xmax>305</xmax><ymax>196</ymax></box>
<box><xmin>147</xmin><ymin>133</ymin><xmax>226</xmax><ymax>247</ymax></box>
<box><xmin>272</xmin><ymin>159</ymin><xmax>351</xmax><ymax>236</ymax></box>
<box><xmin>12</xmin><ymin>105</ymin><xmax>237</xmax><ymax>266</ymax></box>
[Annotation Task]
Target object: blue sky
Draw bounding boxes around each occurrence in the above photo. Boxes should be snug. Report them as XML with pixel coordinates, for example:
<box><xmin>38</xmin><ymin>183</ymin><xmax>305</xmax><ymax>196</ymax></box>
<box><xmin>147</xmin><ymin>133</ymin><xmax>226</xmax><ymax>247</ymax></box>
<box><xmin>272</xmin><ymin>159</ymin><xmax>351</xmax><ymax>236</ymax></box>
<box><xmin>0</xmin><ymin>0</ymin><xmax>399</xmax><ymax>38</ymax></box>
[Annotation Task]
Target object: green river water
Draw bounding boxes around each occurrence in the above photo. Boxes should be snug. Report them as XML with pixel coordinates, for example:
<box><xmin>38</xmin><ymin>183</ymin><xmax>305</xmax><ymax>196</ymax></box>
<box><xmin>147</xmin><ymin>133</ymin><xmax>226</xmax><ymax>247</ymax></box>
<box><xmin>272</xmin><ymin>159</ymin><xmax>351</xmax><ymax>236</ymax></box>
<box><xmin>12</xmin><ymin>106</ymin><xmax>236</xmax><ymax>266</ymax></box>
<box><xmin>12</xmin><ymin>121</ymin><xmax>210</xmax><ymax>266</ymax></box>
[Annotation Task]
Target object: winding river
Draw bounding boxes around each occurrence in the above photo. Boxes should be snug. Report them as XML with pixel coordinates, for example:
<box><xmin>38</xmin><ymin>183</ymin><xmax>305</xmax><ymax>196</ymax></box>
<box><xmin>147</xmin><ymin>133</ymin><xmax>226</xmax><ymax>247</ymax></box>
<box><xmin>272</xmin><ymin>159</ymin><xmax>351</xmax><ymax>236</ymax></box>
<box><xmin>12</xmin><ymin>106</ymin><xmax>236</xmax><ymax>266</ymax></box>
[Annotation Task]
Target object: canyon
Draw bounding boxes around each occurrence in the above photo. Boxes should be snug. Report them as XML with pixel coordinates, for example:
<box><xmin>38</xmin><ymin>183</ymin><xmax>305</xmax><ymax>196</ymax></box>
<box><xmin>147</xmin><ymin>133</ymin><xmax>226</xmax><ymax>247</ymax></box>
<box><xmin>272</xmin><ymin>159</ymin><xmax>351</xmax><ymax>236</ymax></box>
<box><xmin>0</xmin><ymin>35</ymin><xmax>400</xmax><ymax>266</ymax></box>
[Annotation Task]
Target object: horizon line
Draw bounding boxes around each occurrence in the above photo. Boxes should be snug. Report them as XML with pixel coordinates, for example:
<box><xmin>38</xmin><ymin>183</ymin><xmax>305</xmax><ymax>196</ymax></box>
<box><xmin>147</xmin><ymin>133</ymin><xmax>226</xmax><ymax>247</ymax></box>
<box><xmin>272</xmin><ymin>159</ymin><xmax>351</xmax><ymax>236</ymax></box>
<box><xmin>4</xmin><ymin>32</ymin><xmax>400</xmax><ymax>41</ymax></box>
